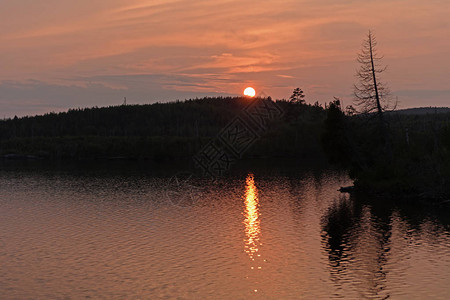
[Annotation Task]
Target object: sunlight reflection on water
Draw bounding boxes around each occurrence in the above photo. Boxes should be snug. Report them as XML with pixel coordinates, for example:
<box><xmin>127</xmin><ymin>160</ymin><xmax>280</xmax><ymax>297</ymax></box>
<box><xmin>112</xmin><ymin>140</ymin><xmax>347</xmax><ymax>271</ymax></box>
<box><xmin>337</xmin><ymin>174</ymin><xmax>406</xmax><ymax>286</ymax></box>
<box><xmin>243</xmin><ymin>173</ymin><xmax>264</xmax><ymax>294</ymax></box>
<box><xmin>244</xmin><ymin>173</ymin><xmax>261</xmax><ymax>261</ymax></box>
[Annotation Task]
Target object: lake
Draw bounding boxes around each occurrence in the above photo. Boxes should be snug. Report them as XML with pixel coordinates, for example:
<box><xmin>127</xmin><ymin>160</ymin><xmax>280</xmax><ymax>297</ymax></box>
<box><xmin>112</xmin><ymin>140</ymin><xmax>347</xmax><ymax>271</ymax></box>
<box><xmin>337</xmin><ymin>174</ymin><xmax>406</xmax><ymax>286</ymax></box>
<box><xmin>1</xmin><ymin>161</ymin><xmax>449</xmax><ymax>299</ymax></box>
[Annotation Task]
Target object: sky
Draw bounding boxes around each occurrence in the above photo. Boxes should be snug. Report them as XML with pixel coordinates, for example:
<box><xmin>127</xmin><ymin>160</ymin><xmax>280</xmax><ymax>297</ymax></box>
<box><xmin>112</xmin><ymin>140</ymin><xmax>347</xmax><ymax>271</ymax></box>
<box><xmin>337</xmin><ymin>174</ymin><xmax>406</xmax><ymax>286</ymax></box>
<box><xmin>1</xmin><ymin>0</ymin><xmax>449</xmax><ymax>117</ymax></box>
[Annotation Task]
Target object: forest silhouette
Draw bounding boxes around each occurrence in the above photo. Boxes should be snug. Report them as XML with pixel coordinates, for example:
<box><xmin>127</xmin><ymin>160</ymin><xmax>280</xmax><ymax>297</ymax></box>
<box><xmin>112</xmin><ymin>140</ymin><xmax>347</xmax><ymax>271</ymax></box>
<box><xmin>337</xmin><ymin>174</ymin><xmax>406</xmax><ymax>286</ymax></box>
<box><xmin>1</xmin><ymin>95</ymin><xmax>449</xmax><ymax>202</ymax></box>
<box><xmin>0</xmin><ymin>97</ymin><xmax>326</xmax><ymax>161</ymax></box>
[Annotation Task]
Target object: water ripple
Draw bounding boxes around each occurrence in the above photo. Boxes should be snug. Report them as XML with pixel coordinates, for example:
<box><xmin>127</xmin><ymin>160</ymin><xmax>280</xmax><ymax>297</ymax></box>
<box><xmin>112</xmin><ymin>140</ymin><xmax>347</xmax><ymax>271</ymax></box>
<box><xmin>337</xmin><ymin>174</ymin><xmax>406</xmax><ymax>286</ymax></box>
<box><xmin>0</xmin><ymin>167</ymin><xmax>449</xmax><ymax>299</ymax></box>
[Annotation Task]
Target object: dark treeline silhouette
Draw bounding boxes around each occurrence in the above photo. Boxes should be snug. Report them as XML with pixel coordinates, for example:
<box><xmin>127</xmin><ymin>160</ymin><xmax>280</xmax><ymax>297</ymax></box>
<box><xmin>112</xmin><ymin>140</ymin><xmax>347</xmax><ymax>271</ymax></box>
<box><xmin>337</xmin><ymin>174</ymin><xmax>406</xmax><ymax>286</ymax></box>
<box><xmin>322</xmin><ymin>99</ymin><xmax>450</xmax><ymax>202</ymax></box>
<box><xmin>1</xmin><ymin>97</ymin><xmax>244</xmax><ymax>138</ymax></box>
<box><xmin>3</xmin><ymin>94</ymin><xmax>449</xmax><ymax>202</ymax></box>
<box><xmin>0</xmin><ymin>97</ymin><xmax>326</xmax><ymax>161</ymax></box>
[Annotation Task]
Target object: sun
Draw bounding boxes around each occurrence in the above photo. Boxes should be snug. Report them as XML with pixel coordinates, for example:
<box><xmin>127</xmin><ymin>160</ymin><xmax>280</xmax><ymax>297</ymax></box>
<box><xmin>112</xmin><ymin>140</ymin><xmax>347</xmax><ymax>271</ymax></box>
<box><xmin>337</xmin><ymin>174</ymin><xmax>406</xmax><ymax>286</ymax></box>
<box><xmin>243</xmin><ymin>87</ymin><xmax>256</xmax><ymax>97</ymax></box>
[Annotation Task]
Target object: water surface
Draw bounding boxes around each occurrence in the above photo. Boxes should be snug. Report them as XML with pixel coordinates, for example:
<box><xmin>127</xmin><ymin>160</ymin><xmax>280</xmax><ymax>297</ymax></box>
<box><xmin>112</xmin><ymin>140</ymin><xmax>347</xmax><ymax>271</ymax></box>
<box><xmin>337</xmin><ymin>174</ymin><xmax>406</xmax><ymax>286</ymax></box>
<box><xmin>1</xmin><ymin>162</ymin><xmax>449</xmax><ymax>299</ymax></box>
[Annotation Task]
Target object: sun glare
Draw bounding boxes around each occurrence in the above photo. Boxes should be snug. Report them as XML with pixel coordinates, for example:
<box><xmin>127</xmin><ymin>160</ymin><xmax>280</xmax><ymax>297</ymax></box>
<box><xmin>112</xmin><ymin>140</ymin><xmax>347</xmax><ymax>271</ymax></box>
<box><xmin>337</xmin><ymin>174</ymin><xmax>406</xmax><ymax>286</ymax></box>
<box><xmin>243</xmin><ymin>87</ymin><xmax>256</xmax><ymax>97</ymax></box>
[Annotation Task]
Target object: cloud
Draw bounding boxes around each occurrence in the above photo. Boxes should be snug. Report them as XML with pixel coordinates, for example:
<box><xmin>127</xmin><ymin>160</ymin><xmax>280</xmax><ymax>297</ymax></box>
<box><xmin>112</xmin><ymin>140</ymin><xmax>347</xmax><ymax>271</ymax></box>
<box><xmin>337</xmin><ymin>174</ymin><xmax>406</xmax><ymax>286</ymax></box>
<box><xmin>277</xmin><ymin>74</ymin><xmax>296</xmax><ymax>79</ymax></box>
<box><xmin>0</xmin><ymin>76</ymin><xmax>232</xmax><ymax>117</ymax></box>
<box><xmin>0</xmin><ymin>0</ymin><xmax>449</xmax><ymax>116</ymax></box>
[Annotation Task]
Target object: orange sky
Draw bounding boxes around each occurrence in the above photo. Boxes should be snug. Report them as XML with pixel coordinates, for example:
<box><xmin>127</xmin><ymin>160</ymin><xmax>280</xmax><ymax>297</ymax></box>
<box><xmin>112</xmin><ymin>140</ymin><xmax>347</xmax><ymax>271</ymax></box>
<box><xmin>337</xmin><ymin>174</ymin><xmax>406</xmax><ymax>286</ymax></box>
<box><xmin>1</xmin><ymin>0</ymin><xmax>449</xmax><ymax>116</ymax></box>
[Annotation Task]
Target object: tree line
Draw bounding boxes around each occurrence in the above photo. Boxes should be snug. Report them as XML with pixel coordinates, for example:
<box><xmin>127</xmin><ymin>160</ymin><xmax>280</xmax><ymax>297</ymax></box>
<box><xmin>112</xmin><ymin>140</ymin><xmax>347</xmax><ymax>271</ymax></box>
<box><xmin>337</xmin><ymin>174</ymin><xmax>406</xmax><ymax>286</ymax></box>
<box><xmin>0</xmin><ymin>97</ymin><xmax>327</xmax><ymax>161</ymax></box>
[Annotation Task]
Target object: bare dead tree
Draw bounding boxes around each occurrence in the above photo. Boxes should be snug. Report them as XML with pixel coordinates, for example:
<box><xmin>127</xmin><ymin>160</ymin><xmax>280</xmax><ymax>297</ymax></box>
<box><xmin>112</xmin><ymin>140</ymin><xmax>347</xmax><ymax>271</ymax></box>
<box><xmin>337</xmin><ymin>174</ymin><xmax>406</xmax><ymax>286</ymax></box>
<box><xmin>354</xmin><ymin>30</ymin><xmax>394</xmax><ymax>159</ymax></box>
<box><xmin>354</xmin><ymin>31</ymin><xmax>395</xmax><ymax>115</ymax></box>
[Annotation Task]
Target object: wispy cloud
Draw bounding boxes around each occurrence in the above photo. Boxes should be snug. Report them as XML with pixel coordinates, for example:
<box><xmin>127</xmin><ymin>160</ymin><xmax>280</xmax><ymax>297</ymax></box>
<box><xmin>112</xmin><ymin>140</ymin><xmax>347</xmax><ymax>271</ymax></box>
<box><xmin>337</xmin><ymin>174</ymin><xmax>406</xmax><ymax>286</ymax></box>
<box><xmin>277</xmin><ymin>74</ymin><xmax>296</xmax><ymax>79</ymax></box>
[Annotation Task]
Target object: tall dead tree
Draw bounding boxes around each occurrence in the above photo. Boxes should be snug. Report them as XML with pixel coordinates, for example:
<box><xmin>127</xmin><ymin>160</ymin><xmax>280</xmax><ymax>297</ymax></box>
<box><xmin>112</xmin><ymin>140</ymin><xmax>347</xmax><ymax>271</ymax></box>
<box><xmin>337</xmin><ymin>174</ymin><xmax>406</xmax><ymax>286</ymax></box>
<box><xmin>354</xmin><ymin>31</ymin><xmax>393</xmax><ymax>114</ymax></box>
<box><xmin>354</xmin><ymin>30</ymin><xmax>394</xmax><ymax>159</ymax></box>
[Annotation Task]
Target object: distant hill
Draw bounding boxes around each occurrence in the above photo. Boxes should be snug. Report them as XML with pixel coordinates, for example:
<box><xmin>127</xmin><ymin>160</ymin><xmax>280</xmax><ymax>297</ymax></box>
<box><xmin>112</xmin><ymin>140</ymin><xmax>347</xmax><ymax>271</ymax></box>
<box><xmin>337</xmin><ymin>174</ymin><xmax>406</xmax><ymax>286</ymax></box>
<box><xmin>0</xmin><ymin>97</ymin><xmax>327</xmax><ymax>161</ymax></box>
<box><xmin>389</xmin><ymin>107</ymin><xmax>450</xmax><ymax>115</ymax></box>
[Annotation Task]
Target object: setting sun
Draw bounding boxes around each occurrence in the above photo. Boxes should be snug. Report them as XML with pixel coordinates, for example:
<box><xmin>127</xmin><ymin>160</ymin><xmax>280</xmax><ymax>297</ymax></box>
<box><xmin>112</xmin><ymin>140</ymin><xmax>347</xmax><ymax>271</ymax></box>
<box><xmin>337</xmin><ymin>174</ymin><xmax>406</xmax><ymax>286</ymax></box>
<box><xmin>243</xmin><ymin>87</ymin><xmax>256</xmax><ymax>97</ymax></box>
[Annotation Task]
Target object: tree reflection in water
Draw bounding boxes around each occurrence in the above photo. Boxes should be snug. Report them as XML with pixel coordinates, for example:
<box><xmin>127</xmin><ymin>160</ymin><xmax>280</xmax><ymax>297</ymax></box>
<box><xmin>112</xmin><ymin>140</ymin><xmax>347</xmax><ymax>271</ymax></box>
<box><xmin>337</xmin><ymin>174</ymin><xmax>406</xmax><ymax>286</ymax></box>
<box><xmin>321</xmin><ymin>195</ymin><xmax>392</xmax><ymax>299</ymax></box>
<box><xmin>320</xmin><ymin>188</ymin><xmax>450</xmax><ymax>299</ymax></box>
